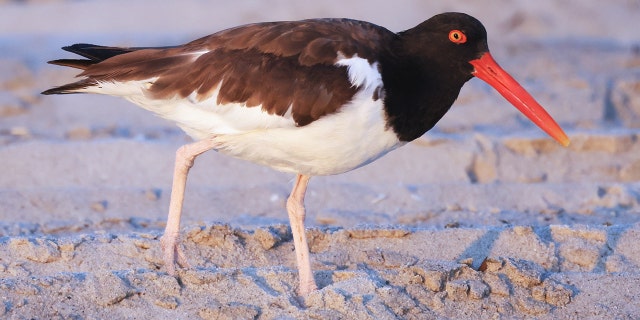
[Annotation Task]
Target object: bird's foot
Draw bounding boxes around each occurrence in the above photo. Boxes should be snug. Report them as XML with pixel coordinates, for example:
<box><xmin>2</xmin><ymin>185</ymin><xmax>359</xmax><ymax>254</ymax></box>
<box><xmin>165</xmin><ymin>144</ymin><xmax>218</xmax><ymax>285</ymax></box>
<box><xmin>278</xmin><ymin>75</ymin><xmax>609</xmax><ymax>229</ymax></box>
<box><xmin>160</xmin><ymin>232</ymin><xmax>191</xmax><ymax>276</ymax></box>
<box><xmin>298</xmin><ymin>279</ymin><xmax>318</xmax><ymax>296</ymax></box>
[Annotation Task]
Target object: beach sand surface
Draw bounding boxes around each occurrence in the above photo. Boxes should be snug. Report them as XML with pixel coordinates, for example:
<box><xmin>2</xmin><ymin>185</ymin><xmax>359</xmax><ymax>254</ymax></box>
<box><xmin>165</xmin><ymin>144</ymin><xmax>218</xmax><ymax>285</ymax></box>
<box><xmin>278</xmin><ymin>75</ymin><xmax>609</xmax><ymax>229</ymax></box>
<box><xmin>1</xmin><ymin>1</ymin><xmax>639</xmax><ymax>318</ymax></box>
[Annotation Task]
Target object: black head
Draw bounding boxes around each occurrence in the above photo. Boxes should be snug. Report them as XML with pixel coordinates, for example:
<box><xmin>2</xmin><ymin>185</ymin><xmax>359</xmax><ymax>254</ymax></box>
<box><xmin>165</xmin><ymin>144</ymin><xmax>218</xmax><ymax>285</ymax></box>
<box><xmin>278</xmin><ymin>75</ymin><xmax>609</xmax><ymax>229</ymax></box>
<box><xmin>383</xmin><ymin>12</ymin><xmax>570</xmax><ymax>146</ymax></box>
<box><xmin>398</xmin><ymin>12</ymin><xmax>489</xmax><ymax>80</ymax></box>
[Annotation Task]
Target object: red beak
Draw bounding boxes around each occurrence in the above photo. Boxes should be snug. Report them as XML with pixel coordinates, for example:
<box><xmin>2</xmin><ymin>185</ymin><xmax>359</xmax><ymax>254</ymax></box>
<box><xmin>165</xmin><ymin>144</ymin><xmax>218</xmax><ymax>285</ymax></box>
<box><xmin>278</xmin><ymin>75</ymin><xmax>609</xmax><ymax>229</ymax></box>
<box><xmin>469</xmin><ymin>52</ymin><xmax>570</xmax><ymax>147</ymax></box>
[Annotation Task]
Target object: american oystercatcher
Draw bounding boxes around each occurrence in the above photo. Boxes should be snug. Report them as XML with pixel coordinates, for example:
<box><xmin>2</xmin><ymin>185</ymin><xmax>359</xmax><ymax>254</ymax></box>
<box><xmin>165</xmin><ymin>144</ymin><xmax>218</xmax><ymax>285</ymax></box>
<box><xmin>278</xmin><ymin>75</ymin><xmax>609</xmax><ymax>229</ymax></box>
<box><xmin>43</xmin><ymin>12</ymin><xmax>569</xmax><ymax>295</ymax></box>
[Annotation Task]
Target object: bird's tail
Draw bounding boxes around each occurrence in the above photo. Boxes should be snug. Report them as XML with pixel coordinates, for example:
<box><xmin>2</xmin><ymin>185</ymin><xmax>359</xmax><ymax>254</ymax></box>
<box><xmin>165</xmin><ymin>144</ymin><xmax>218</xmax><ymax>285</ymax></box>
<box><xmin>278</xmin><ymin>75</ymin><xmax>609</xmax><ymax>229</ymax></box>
<box><xmin>42</xmin><ymin>44</ymin><xmax>144</xmax><ymax>95</ymax></box>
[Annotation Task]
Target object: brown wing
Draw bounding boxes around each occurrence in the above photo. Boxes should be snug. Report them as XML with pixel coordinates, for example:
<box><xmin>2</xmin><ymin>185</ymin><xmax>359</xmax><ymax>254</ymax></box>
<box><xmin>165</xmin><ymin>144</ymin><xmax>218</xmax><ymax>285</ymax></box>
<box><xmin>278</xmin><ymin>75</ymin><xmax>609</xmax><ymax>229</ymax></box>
<box><xmin>45</xmin><ymin>18</ymin><xmax>396</xmax><ymax>126</ymax></box>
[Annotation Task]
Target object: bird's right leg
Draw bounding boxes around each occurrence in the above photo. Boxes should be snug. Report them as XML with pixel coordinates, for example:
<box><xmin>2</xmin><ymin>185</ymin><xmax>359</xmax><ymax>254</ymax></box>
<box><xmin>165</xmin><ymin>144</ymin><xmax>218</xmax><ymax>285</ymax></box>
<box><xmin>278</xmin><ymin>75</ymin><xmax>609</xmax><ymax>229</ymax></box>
<box><xmin>160</xmin><ymin>138</ymin><xmax>219</xmax><ymax>276</ymax></box>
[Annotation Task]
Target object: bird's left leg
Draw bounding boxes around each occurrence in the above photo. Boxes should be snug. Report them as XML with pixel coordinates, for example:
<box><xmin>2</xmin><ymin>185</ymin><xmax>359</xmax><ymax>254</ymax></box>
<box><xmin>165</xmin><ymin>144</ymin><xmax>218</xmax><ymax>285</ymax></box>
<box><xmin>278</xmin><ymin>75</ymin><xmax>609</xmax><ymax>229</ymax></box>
<box><xmin>160</xmin><ymin>137</ymin><xmax>219</xmax><ymax>275</ymax></box>
<box><xmin>286</xmin><ymin>174</ymin><xmax>318</xmax><ymax>295</ymax></box>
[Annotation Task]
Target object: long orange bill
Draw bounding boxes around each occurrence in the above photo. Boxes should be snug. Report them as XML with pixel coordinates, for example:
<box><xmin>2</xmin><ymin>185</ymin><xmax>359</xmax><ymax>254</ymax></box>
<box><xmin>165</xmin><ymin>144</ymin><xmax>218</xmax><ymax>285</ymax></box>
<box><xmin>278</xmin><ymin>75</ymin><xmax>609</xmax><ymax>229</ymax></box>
<box><xmin>469</xmin><ymin>52</ymin><xmax>570</xmax><ymax>147</ymax></box>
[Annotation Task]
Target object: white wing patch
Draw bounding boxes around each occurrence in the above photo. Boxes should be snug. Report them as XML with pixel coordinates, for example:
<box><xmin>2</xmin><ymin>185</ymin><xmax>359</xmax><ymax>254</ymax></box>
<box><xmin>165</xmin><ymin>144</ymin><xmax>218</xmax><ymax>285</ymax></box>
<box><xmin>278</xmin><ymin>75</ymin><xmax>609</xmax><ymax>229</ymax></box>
<box><xmin>335</xmin><ymin>54</ymin><xmax>382</xmax><ymax>94</ymax></box>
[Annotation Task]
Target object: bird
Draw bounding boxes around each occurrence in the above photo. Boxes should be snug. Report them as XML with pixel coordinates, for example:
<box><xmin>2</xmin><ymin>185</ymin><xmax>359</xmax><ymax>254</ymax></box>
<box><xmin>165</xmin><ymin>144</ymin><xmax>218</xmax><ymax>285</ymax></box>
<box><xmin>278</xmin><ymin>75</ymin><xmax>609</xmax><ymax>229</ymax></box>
<box><xmin>42</xmin><ymin>12</ymin><xmax>570</xmax><ymax>296</ymax></box>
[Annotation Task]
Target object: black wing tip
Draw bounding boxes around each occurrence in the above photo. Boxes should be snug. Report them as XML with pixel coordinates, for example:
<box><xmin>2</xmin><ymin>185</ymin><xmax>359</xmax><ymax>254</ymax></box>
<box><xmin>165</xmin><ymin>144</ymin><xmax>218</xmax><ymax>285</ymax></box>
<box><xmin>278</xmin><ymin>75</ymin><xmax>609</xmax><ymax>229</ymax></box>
<box><xmin>41</xmin><ymin>87</ymin><xmax>80</xmax><ymax>95</ymax></box>
<box><xmin>47</xmin><ymin>58</ymin><xmax>95</xmax><ymax>69</ymax></box>
<box><xmin>61</xmin><ymin>43</ymin><xmax>100</xmax><ymax>52</ymax></box>
<box><xmin>61</xmin><ymin>43</ymin><xmax>145</xmax><ymax>62</ymax></box>
<box><xmin>41</xmin><ymin>87</ymin><xmax>90</xmax><ymax>95</ymax></box>
<box><xmin>41</xmin><ymin>88</ymin><xmax>60</xmax><ymax>95</ymax></box>
<box><xmin>47</xmin><ymin>58</ymin><xmax>71</xmax><ymax>65</ymax></box>
<box><xmin>41</xmin><ymin>79</ymin><xmax>96</xmax><ymax>95</ymax></box>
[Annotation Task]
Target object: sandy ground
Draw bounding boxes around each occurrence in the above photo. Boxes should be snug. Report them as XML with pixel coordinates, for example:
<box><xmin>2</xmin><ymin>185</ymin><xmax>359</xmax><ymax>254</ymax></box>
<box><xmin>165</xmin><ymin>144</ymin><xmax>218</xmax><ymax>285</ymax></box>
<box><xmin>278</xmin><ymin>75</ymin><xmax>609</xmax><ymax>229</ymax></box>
<box><xmin>1</xmin><ymin>0</ymin><xmax>640</xmax><ymax>319</ymax></box>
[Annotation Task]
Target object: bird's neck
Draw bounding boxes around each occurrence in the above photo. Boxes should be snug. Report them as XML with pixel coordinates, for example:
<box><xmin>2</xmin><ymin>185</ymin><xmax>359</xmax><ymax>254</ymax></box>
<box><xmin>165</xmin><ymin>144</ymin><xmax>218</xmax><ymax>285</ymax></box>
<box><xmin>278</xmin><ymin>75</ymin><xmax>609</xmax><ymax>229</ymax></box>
<box><xmin>379</xmin><ymin>39</ymin><xmax>472</xmax><ymax>142</ymax></box>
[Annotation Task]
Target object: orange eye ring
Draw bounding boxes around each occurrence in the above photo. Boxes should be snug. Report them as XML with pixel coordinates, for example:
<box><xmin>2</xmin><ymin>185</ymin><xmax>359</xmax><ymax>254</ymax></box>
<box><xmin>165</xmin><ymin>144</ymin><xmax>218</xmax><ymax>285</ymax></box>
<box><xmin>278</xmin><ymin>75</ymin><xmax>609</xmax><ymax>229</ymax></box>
<box><xmin>448</xmin><ymin>30</ymin><xmax>467</xmax><ymax>44</ymax></box>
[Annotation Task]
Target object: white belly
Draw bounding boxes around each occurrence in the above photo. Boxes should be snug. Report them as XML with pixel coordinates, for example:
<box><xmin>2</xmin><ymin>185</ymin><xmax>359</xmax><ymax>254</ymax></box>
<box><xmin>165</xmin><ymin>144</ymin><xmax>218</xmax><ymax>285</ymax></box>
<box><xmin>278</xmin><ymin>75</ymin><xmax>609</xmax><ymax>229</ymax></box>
<box><xmin>211</xmin><ymin>93</ymin><xmax>404</xmax><ymax>176</ymax></box>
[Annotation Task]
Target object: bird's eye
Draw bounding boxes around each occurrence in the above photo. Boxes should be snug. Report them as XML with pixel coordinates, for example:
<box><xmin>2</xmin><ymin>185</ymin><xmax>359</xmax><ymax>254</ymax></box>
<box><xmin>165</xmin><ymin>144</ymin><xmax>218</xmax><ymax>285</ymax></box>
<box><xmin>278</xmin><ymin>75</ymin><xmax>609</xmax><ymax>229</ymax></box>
<box><xmin>448</xmin><ymin>30</ymin><xmax>467</xmax><ymax>44</ymax></box>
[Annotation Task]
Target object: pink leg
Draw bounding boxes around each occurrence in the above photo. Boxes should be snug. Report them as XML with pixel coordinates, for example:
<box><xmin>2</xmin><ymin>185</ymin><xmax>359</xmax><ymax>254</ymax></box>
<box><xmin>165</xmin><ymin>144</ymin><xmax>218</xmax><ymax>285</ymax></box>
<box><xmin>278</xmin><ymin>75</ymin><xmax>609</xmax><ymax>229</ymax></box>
<box><xmin>287</xmin><ymin>174</ymin><xmax>318</xmax><ymax>295</ymax></box>
<box><xmin>160</xmin><ymin>138</ymin><xmax>218</xmax><ymax>276</ymax></box>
